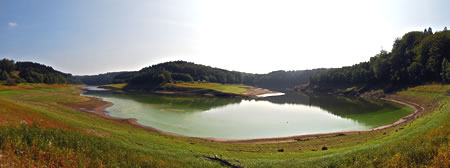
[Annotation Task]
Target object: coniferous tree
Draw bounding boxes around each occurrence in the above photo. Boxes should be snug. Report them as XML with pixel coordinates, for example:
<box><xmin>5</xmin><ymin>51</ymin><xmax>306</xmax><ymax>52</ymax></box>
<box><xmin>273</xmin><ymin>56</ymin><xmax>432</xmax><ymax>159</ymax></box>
<box><xmin>0</xmin><ymin>70</ymin><xmax>10</xmax><ymax>80</ymax></box>
<box><xmin>427</xmin><ymin>27</ymin><xmax>433</xmax><ymax>35</ymax></box>
<box><xmin>0</xmin><ymin>59</ymin><xmax>15</xmax><ymax>72</ymax></box>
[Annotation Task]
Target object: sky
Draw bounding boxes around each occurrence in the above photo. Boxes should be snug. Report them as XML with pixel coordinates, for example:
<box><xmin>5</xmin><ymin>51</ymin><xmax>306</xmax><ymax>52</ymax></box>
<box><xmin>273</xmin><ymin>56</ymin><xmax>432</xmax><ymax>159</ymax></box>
<box><xmin>1</xmin><ymin>0</ymin><xmax>449</xmax><ymax>75</ymax></box>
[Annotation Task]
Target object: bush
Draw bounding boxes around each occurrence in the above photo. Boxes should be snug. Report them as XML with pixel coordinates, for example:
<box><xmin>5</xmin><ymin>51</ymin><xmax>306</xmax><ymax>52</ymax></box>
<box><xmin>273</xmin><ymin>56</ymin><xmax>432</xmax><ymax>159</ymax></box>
<box><xmin>5</xmin><ymin>79</ymin><xmax>17</xmax><ymax>86</ymax></box>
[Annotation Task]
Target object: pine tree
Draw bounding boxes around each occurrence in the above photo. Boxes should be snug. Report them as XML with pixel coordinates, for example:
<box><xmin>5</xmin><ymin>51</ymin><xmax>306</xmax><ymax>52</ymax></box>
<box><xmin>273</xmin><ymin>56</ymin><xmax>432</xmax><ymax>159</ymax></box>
<box><xmin>0</xmin><ymin>70</ymin><xmax>10</xmax><ymax>80</ymax></box>
<box><xmin>427</xmin><ymin>27</ymin><xmax>433</xmax><ymax>34</ymax></box>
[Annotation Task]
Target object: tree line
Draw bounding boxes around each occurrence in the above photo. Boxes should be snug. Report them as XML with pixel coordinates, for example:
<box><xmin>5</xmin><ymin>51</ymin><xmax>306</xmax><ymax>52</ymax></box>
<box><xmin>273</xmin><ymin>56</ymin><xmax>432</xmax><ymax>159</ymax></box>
<box><xmin>0</xmin><ymin>59</ymin><xmax>82</xmax><ymax>85</ymax></box>
<box><xmin>105</xmin><ymin>61</ymin><xmax>327</xmax><ymax>91</ymax></box>
<box><xmin>310</xmin><ymin>27</ymin><xmax>450</xmax><ymax>92</ymax></box>
<box><xmin>1</xmin><ymin>58</ymin><xmax>326</xmax><ymax>89</ymax></box>
<box><xmin>76</xmin><ymin>72</ymin><xmax>129</xmax><ymax>85</ymax></box>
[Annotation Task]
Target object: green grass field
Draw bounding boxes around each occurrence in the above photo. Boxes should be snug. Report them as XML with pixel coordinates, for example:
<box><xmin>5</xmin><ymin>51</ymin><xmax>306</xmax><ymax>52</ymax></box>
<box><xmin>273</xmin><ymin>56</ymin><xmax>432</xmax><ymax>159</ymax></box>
<box><xmin>163</xmin><ymin>82</ymin><xmax>250</xmax><ymax>95</ymax></box>
<box><xmin>0</xmin><ymin>83</ymin><xmax>448</xmax><ymax>167</ymax></box>
<box><xmin>100</xmin><ymin>83</ymin><xmax>127</xmax><ymax>89</ymax></box>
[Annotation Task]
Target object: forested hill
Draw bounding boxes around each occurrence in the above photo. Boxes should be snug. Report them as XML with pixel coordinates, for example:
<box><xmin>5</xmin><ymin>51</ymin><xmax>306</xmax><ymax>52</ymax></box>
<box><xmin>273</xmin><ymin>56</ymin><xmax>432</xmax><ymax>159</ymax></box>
<box><xmin>121</xmin><ymin>61</ymin><xmax>244</xmax><ymax>90</ymax></box>
<box><xmin>0</xmin><ymin>59</ymin><xmax>82</xmax><ymax>85</ymax></box>
<box><xmin>245</xmin><ymin>69</ymin><xmax>328</xmax><ymax>90</ymax></box>
<box><xmin>108</xmin><ymin>61</ymin><xmax>327</xmax><ymax>91</ymax></box>
<box><xmin>309</xmin><ymin>27</ymin><xmax>449</xmax><ymax>93</ymax></box>
<box><xmin>76</xmin><ymin>72</ymin><xmax>130</xmax><ymax>85</ymax></box>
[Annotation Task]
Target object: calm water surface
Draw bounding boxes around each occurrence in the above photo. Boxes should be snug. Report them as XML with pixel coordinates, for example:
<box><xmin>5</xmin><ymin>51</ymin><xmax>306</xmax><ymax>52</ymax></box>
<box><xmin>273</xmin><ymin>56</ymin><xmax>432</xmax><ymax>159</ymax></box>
<box><xmin>81</xmin><ymin>87</ymin><xmax>412</xmax><ymax>139</ymax></box>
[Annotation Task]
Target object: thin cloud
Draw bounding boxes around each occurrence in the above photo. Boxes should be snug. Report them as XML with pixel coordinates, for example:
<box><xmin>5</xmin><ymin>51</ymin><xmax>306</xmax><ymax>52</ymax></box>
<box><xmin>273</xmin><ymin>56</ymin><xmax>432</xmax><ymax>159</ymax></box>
<box><xmin>8</xmin><ymin>22</ymin><xmax>17</xmax><ymax>28</ymax></box>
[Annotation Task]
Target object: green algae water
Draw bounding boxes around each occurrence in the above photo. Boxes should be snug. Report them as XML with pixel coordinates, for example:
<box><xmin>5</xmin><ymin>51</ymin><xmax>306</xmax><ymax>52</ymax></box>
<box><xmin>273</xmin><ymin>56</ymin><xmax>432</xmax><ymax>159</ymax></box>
<box><xmin>81</xmin><ymin>87</ymin><xmax>412</xmax><ymax>139</ymax></box>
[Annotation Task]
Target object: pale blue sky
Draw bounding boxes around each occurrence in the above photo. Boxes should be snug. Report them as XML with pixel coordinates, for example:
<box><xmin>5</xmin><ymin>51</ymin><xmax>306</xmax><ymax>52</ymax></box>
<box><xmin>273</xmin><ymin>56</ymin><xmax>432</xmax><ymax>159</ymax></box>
<box><xmin>1</xmin><ymin>0</ymin><xmax>449</xmax><ymax>75</ymax></box>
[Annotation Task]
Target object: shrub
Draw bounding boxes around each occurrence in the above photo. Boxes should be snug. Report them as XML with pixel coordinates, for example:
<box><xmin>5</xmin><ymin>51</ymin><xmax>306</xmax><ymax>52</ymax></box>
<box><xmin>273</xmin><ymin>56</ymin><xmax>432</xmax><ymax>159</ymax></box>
<box><xmin>5</xmin><ymin>79</ymin><xmax>17</xmax><ymax>86</ymax></box>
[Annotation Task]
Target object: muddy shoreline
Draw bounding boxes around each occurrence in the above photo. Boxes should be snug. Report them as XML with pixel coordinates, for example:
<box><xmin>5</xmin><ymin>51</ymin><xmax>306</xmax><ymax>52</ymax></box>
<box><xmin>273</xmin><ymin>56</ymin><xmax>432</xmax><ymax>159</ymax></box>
<box><xmin>154</xmin><ymin>86</ymin><xmax>283</xmax><ymax>98</ymax></box>
<box><xmin>75</xmin><ymin>90</ymin><xmax>188</xmax><ymax>137</ymax></box>
<box><xmin>74</xmin><ymin>90</ymin><xmax>424</xmax><ymax>144</ymax></box>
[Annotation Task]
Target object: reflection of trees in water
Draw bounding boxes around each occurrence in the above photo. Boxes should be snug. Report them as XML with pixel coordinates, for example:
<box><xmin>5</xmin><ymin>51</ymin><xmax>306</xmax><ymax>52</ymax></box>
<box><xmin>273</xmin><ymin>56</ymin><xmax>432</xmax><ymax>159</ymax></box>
<box><xmin>258</xmin><ymin>91</ymin><xmax>397</xmax><ymax>116</ymax></box>
<box><xmin>258</xmin><ymin>91</ymin><xmax>402</xmax><ymax>127</ymax></box>
<box><xmin>233</xmin><ymin>92</ymin><xmax>383</xmax><ymax>119</ymax></box>
<box><xmin>84</xmin><ymin>91</ymin><xmax>242</xmax><ymax>112</ymax></box>
<box><xmin>307</xmin><ymin>94</ymin><xmax>396</xmax><ymax>115</ymax></box>
<box><xmin>307</xmin><ymin>94</ymin><xmax>403</xmax><ymax>127</ymax></box>
<box><xmin>84</xmin><ymin>90</ymin><xmax>402</xmax><ymax>126</ymax></box>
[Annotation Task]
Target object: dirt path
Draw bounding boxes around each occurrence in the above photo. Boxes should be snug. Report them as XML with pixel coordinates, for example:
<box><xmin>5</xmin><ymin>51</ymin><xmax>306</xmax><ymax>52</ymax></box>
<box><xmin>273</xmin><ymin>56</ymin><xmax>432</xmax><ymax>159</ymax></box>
<box><xmin>73</xmin><ymin>91</ymin><xmax>424</xmax><ymax>144</ymax></box>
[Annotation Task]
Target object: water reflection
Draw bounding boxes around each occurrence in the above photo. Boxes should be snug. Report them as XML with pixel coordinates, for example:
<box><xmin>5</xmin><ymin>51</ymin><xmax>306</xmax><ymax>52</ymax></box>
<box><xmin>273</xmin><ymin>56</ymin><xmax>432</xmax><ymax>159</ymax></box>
<box><xmin>81</xmin><ymin>87</ymin><xmax>410</xmax><ymax>139</ymax></box>
<box><xmin>83</xmin><ymin>90</ymin><xmax>242</xmax><ymax>113</ymax></box>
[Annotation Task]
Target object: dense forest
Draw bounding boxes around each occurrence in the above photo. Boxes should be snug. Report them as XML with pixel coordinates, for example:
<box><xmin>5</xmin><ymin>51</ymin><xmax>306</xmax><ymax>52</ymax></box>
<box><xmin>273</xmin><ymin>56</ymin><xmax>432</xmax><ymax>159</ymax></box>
<box><xmin>244</xmin><ymin>69</ymin><xmax>328</xmax><ymax>90</ymax></box>
<box><xmin>121</xmin><ymin>61</ymin><xmax>245</xmax><ymax>90</ymax></box>
<box><xmin>309</xmin><ymin>27</ymin><xmax>449</xmax><ymax>93</ymax></box>
<box><xmin>1</xmin><ymin>58</ymin><xmax>326</xmax><ymax>89</ymax></box>
<box><xmin>0</xmin><ymin>59</ymin><xmax>81</xmax><ymax>85</ymax></box>
<box><xmin>76</xmin><ymin>72</ymin><xmax>129</xmax><ymax>85</ymax></box>
<box><xmin>106</xmin><ymin>61</ymin><xmax>327</xmax><ymax>91</ymax></box>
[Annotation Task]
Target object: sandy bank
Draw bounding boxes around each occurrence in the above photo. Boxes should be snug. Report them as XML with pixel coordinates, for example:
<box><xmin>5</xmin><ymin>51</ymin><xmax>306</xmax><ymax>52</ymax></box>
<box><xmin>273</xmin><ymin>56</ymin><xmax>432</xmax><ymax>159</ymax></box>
<box><xmin>154</xmin><ymin>86</ymin><xmax>283</xmax><ymax>98</ymax></box>
<box><xmin>245</xmin><ymin>87</ymin><xmax>285</xmax><ymax>98</ymax></box>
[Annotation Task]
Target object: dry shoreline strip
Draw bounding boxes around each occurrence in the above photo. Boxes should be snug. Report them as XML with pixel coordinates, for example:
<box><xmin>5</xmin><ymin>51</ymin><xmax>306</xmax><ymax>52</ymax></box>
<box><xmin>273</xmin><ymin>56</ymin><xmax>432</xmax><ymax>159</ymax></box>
<box><xmin>75</xmin><ymin>90</ymin><xmax>424</xmax><ymax>144</ymax></box>
<box><xmin>154</xmin><ymin>86</ymin><xmax>283</xmax><ymax>98</ymax></box>
<box><xmin>244</xmin><ymin>87</ymin><xmax>285</xmax><ymax>98</ymax></box>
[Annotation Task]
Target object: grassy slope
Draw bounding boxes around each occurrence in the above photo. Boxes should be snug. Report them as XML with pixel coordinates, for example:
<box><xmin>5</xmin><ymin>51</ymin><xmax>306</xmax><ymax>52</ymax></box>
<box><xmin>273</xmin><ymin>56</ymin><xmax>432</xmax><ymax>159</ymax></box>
<box><xmin>0</xmin><ymin>84</ymin><xmax>448</xmax><ymax>167</ymax></box>
<box><xmin>100</xmin><ymin>83</ymin><xmax>127</xmax><ymax>89</ymax></box>
<box><xmin>163</xmin><ymin>82</ymin><xmax>250</xmax><ymax>95</ymax></box>
<box><xmin>343</xmin><ymin>105</ymin><xmax>413</xmax><ymax>127</ymax></box>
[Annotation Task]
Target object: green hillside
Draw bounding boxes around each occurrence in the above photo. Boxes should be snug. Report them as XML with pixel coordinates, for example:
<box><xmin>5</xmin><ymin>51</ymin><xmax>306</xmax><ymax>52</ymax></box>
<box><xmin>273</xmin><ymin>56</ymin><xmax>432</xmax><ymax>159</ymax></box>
<box><xmin>309</xmin><ymin>28</ymin><xmax>450</xmax><ymax>94</ymax></box>
<box><xmin>0</xmin><ymin>59</ymin><xmax>82</xmax><ymax>85</ymax></box>
<box><xmin>109</xmin><ymin>61</ymin><xmax>327</xmax><ymax>91</ymax></box>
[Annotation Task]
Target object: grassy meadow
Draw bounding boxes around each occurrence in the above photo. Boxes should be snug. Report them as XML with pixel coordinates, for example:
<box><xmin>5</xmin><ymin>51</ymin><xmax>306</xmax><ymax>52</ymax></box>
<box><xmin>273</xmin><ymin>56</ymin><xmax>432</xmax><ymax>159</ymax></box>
<box><xmin>163</xmin><ymin>82</ymin><xmax>250</xmax><ymax>95</ymax></box>
<box><xmin>0</xmin><ymin>83</ymin><xmax>448</xmax><ymax>167</ymax></box>
<box><xmin>100</xmin><ymin>83</ymin><xmax>127</xmax><ymax>89</ymax></box>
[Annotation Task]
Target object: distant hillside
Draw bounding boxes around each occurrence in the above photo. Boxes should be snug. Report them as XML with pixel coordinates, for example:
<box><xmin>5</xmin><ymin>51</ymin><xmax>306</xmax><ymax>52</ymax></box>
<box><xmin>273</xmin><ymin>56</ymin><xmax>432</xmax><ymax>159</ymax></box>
<box><xmin>76</xmin><ymin>72</ymin><xmax>130</xmax><ymax>85</ymax></box>
<box><xmin>0</xmin><ymin>59</ymin><xmax>82</xmax><ymax>85</ymax></box>
<box><xmin>246</xmin><ymin>69</ymin><xmax>328</xmax><ymax>90</ymax></box>
<box><xmin>308</xmin><ymin>27</ymin><xmax>449</xmax><ymax>94</ymax></box>
<box><xmin>99</xmin><ymin>61</ymin><xmax>328</xmax><ymax>91</ymax></box>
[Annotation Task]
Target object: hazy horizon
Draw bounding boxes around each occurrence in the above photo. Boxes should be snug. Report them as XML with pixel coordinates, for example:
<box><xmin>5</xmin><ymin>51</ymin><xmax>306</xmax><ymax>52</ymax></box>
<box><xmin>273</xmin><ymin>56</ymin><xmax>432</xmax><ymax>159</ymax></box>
<box><xmin>1</xmin><ymin>0</ymin><xmax>449</xmax><ymax>75</ymax></box>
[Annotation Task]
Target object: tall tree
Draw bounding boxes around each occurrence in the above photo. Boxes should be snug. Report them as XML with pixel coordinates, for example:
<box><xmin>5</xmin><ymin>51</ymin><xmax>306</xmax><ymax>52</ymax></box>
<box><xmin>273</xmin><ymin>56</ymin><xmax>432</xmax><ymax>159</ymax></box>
<box><xmin>0</xmin><ymin>59</ymin><xmax>15</xmax><ymax>72</ymax></box>
<box><xmin>0</xmin><ymin>70</ymin><xmax>10</xmax><ymax>80</ymax></box>
<box><xmin>442</xmin><ymin>58</ymin><xmax>450</xmax><ymax>83</ymax></box>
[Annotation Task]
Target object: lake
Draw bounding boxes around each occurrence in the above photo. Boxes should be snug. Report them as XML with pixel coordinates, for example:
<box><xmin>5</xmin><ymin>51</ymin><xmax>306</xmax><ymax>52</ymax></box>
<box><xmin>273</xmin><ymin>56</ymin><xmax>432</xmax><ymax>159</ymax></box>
<box><xmin>81</xmin><ymin>87</ymin><xmax>412</xmax><ymax>139</ymax></box>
